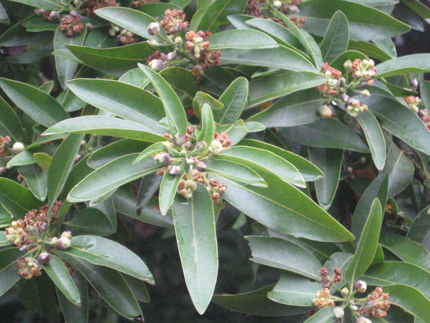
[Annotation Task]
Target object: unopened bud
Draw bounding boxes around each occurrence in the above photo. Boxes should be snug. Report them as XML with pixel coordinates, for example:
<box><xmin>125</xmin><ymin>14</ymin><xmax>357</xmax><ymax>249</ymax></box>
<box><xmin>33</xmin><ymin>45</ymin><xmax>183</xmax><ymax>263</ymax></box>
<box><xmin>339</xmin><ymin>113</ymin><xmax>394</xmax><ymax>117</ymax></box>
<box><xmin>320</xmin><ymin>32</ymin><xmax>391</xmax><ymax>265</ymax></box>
<box><xmin>209</xmin><ymin>140</ymin><xmax>223</xmax><ymax>154</ymax></box>
<box><xmin>361</xmin><ymin>89</ymin><xmax>370</xmax><ymax>97</ymax></box>
<box><xmin>172</xmin><ymin>133</ymin><xmax>185</xmax><ymax>147</ymax></box>
<box><xmin>70</xmin><ymin>9</ymin><xmax>79</xmax><ymax>17</ymax></box>
<box><xmin>167</xmin><ymin>52</ymin><xmax>177</xmax><ymax>60</ymax></box>
<box><xmin>333</xmin><ymin>307</ymin><xmax>344</xmax><ymax>319</ymax></box>
<box><xmin>109</xmin><ymin>29</ymin><xmax>116</xmax><ymax>37</ymax></box>
<box><xmin>318</xmin><ymin>104</ymin><xmax>333</xmax><ymax>118</ymax></box>
<box><xmin>196</xmin><ymin>141</ymin><xmax>207</xmax><ymax>151</ymax></box>
<box><xmin>174</xmin><ymin>36</ymin><xmax>182</xmax><ymax>45</ymax></box>
<box><xmin>196</xmin><ymin>161</ymin><xmax>207</xmax><ymax>171</ymax></box>
<box><xmin>169</xmin><ymin>165</ymin><xmax>181</xmax><ymax>176</ymax></box>
<box><xmin>19</xmin><ymin>245</ymin><xmax>29</xmax><ymax>252</ymax></box>
<box><xmin>359</xmin><ymin>80</ymin><xmax>370</xmax><ymax>88</ymax></box>
<box><xmin>163</xmin><ymin>154</ymin><xmax>172</xmax><ymax>166</ymax></box>
<box><xmin>418</xmin><ymin>109</ymin><xmax>427</xmax><ymax>119</ymax></box>
<box><xmin>147</xmin><ymin>22</ymin><xmax>160</xmax><ymax>36</ymax></box>
<box><xmin>340</xmin><ymin>94</ymin><xmax>349</xmax><ymax>102</ymax></box>
<box><xmin>162</xmin><ymin>141</ymin><xmax>172</xmax><ymax>152</ymax></box>
<box><xmin>57</xmin><ymin>237</ymin><xmax>71</xmax><ymax>250</ymax></box>
<box><xmin>354</xmin><ymin>280</ymin><xmax>367</xmax><ymax>293</ymax></box>
<box><xmin>37</xmin><ymin>252</ymin><xmax>51</xmax><ymax>264</ymax></box>
<box><xmin>50</xmin><ymin>237</ymin><xmax>59</xmax><ymax>246</ymax></box>
<box><xmin>410</xmin><ymin>78</ymin><xmax>418</xmax><ymax>89</ymax></box>
<box><xmin>148</xmin><ymin>39</ymin><xmax>159</xmax><ymax>46</ymax></box>
<box><xmin>86</xmin><ymin>23</ymin><xmax>94</xmax><ymax>30</ymax></box>
<box><xmin>61</xmin><ymin>231</ymin><xmax>72</xmax><ymax>239</ymax></box>
<box><xmin>273</xmin><ymin>0</ymin><xmax>282</xmax><ymax>8</ymax></box>
<box><xmin>356</xmin><ymin>318</ymin><xmax>371</xmax><ymax>323</ymax></box>
<box><xmin>290</xmin><ymin>5</ymin><xmax>300</xmax><ymax>12</ymax></box>
<box><xmin>344</xmin><ymin>60</ymin><xmax>352</xmax><ymax>70</ymax></box>
<box><xmin>12</xmin><ymin>142</ymin><xmax>25</xmax><ymax>153</ymax></box>
<box><xmin>35</xmin><ymin>8</ymin><xmax>46</xmax><ymax>15</ymax></box>
<box><xmin>341</xmin><ymin>287</ymin><xmax>349</xmax><ymax>297</ymax></box>
<box><xmin>149</xmin><ymin>59</ymin><xmax>165</xmax><ymax>71</ymax></box>
<box><xmin>350</xmin><ymin>305</ymin><xmax>358</xmax><ymax>311</ymax></box>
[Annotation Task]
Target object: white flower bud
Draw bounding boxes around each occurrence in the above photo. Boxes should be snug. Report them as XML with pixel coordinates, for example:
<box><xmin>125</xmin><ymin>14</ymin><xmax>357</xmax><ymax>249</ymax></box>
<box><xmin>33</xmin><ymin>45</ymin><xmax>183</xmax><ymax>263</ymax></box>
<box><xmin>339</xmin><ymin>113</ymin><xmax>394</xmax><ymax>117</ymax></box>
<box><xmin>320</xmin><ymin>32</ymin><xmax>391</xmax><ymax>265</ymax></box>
<box><xmin>147</xmin><ymin>22</ymin><xmax>160</xmax><ymax>36</ymax></box>
<box><xmin>12</xmin><ymin>142</ymin><xmax>25</xmax><ymax>153</ymax></box>
<box><xmin>273</xmin><ymin>0</ymin><xmax>282</xmax><ymax>8</ymax></box>
<box><xmin>149</xmin><ymin>59</ymin><xmax>165</xmax><ymax>71</ymax></box>
<box><xmin>354</xmin><ymin>280</ymin><xmax>367</xmax><ymax>293</ymax></box>
<box><xmin>333</xmin><ymin>307</ymin><xmax>344</xmax><ymax>319</ymax></box>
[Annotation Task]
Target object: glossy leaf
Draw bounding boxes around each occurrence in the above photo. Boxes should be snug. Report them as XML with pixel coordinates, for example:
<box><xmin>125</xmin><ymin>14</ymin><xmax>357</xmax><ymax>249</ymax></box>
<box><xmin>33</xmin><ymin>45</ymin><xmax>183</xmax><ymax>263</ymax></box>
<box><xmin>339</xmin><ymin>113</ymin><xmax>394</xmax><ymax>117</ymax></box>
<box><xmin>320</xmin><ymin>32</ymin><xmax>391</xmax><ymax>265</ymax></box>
<box><xmin>193</xmin><ymin>91</ymin><xmax>223</xmax><ymax>120</ymax></box>
<box><xmin>68</xmin><ymin>154</ymin><xmax>161</xmax><ymax>202</ymax></box>
<box><xmin>172</xmin><ymin>183</ymin><xmax>218</xmax><ymax>314</ymax></box>
<box><xmin>0</xmin><ymin>96</ymin><xmax>24</xmax><ymax>142</ymax></box>
<box><xmin>345</xmin><ymin>199</ymin><xmax>382</xmax><ymax>287</ymax></box>
<box><xmin>207</xmin><ymin>29</ymin><xmax>278</xmax><ymax>50</ymax></box>
<box><xmin>357</xmin><ymin>111</ymin><xmax>386</xmax><ymax>170</ymax></box>
<box><xmin>43</xmin><ymin>116</ymin><xmax>166</xmax><ymax>142</ymax></box>
<box><xmin>159</xmin><ymin>67</ymin><xmax>198</xmax><ymax>107</ymax></box>
<box><xmin>308</xmin><ymin>148</ymin><xmax>343</xmax><ymax>211</ymax></box>
<box><xmin>0</xmin><ymin>2</ymin><xmax>9</xmax><ymax>24</ymax></box>
<box><xmin>0</xmin><ymin>78</ymin><xmax>69</xmax><ymax>127</ymax></box>
<box><xmin>17</xmin><ymin>163</ymin><xmax>47</xmax><ymax>201</ymax></box>
<box><xmin>133</xmin><ymin>142</ymin><xmax>163</xmax><ymax>164</ymax></box>
<box><xmin>123</xmin><ymin>274</ymin><xmax>150</xmax><ymax>303</ymax></box>
<box><xmin>408</xmin><ymin>206</ymin><xmax>430</xmax><ymax>251</ymax></box>
<box><xmin>119</xmin><ymin>68</ymin><xmax>149</xmax><ymax>88</ymax></box>
<box><xmin>136</xmin><ymin>172</ymin><xmax>162</xmax><ymax>209</ymax></box>
<box><xmin>57</xmin><ymin>273</ymin><xmax>88</xmax><ymax>323</ymax></box>
<box><xmin>137</xmin><ymin>2</ymin><xmax>182</xmax><ymax>20</ymax></box>
<box><xmin>213</xmin><ymin>77</ymin><xmax>248</xmax><ymax>125</ymax></box>
<box><xmin>206</xmin><ymin>159</ymin><xmax>266</xmax><ymax>187</ymax></box>
<box><xmin>320</xmin><ymin>11</ymin><xmax>349</xmax><ymax>64</ymax></box>
<box><xmin>247</xmin><ymin>72</ymin><xmax>327</xmax><ymax>108</ymax></box>
<box><xmin>0</xmin><ymin>248</ymin><xmax>22</xmax><ymax>297</ymax></box>
<box><xmin>197</xmin><ymin>104</ymin><xmax>214</xmax><ymax>146</ymax></box>
<box><xmin>303</xmin><ymin>307</ymin><xmax>336</xmax><ymax>323</ymax></box>
<box><xmin>138</xmin><ymin>64</ymin><xmax>188</xmax><ymax>136</ymax></box>
<box><xmin>68</xmin><ymin>208</ymin><xmax>114</xmax><ymax>236</ymax></box>
<box><xmin>59</xmin><ymin>235</ymin><xmax>153</xmax><ymax>283</ymax></box>
<box><xmin>67</xmin><ymin>79</ymin><xmax>166</xmax><ymax>134</ymax></box>
<box><xmin>159</xmin><ymin>170</ymin><xmax>185</xmax><ymax>216</ymax></box>
<box><xmin>55</xmin><ymin>253</ymin><xmax>143</xmax><ymax>320</ymax></box>
<box><xmin>247</xmin><ymin>236</ymin><xmax>322</xmax><ymax>280</ymax></box>
<box><xmin>376</xmin><ymin>54</ymin><xmax>430</xmax><ymax>78</ymax></box>
<box><xmin>349</xmin><ymin>40</ymin><xmax>393</xmax><ymax>61</ymax></box>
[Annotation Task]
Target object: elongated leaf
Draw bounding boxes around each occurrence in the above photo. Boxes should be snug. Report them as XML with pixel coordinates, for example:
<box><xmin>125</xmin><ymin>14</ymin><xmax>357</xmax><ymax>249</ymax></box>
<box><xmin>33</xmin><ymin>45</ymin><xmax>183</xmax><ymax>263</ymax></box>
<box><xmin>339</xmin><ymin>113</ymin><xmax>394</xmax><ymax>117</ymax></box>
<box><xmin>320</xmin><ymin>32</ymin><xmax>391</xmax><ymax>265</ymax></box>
<box><xmin>349</xmin><ymin>40</ymin><xmax>393</xmax><ymax>61</ymax></box>
<box><xmin>197</xmin><ymin>104</ymin><xmax>214</xmax><ymax>146</ymax></box>
<box><xmin>55</xmin><ymin>252</ymin><xmax>143</xmax><ymax>320</ymax></box>
<box><xmin>172</xmin><ymin>183</ymin><xmax>217</xmax><ymax>314</ymax></box>
<box><xmin>159</xmin><ymin>170</ymin><xmax>185</xmax><ymax>216</ymax></box>
<box><xmin>351</xmin><ymin>173</ymin><xmax>389</xmax><ymax>244</ymax></box>
<box><xmin>247</xmin><ymin>236</ymin><xmax>322</xmax><ymax>280</ymax></box>
<box><xmin>215</xmin><ymin>120</ymin><xmax>248</xmax><ymax>145</ymax></box>
<box><xmin>309</xmin><ymin>148</ymin><xmax>343</xmax><ymax>211</ymax></box>
<box><xmin>206</xmin><ymin>159</ymin><xmax>266</xmax><ymax>187</ymax></box>
<box><xmin>379</xmin><ymin>233</ymin><xmax>430</xmax><ymax>272</ymax></box>
<box><xmin>0</xmin><ymin>248</ymin><xmax>22</xmax><ymax>297</ymax></box>
<box><xmin>59</xmin><ymin>235</ymin><xmax>153</xmax><ymax>283</ymax></box>
<box><xmin>0</xmin><ymin>78</ymin><xmax>69</xmax><ymax>127</ymax></box>
<box><xmin>193</xmin><ymin>91</ymin><xmax>223</xmax><ymax>120</ymax></box>
<box><xmin>18</xmin><ymin>164</ymin><xmax>47</xmax><ymax>201</ymax></box>
<box><xmin>408</xmin><ymin>206</ymin><xmax>430</xmax><ymax>251</ymax></box>
<box><xmin>136</xmin><ymin>172</ymin><xmax>162</xmax><ymax>209</ymax></box>
<box><xmin>57</xmin><ymin>273</ymin><xmax>88</xmax><ymax>323</ymax></box>
<box><xmin>303</xmin><ymin>307</ymin><xmax>336</xmax><ymax>323</ymax></box>
<box><xmin>96</xmin><ymin>7</ymin><xmax>165</xmax><ymax>39</ymax></box>
<box><xmin>297</xmin><ymin>0</ymin><xmax>410</xmax><ymax>41</ymax></box>
<box><xmin>217</xmin><ymin>146</ymin><xmax>305</xmax><ymax>188</ymax></box>
<box><xmin>67</xmin><ymin>79</ymin><xmax>166</xmax><ymax>134</ymax></box>
<box><xmin>213</xmin><ymin>77</ymin><xmax>248</xmax><ymax>125</ymax></box>
<box><xmin>357</xmin><ymin>111</ymin><xmax>386</xmax><ymax>170</ymax></box>
<box><xmin>68</xmin><ymin>154</ymin><xmax>161</xmax><ymax>203</ymax></box>
<box><xmin>0</xmin><ymin>2</ymin><xmax>8</xmax><ymax>25</ymax></box>
<box><xmin>207</xmin><ymin>29</ymin><xmax>278</xmax><ymax>50</ymax></box>
<box><xmin>0</xmin><ymin>178</ymin><xmax>43</xmax><ymax>218</ymax></box>
<box><xmin>320</xmin><ymin>11</ymin><xmax>349</xmax><ymax>64</ymax></box>
<box><xmin>159</xmin><ymin>67</ymin><xmax>198</xmax><ymax>107</ymax></box>
<box><xmin>138</xmin><ymin>64</ymin><xmax>188</xmax><ymax>136</ymax></box>
<box><xmin>43</xmin><ymin>116</ymin><xmax>166</xmax><ymax>143</ymax></box>
<box><xmin>268</xmin><ymin>272</ymin><xmax>322</xmax><ymax>306</ymax></box>
<box><xmin>9</xmin><ymin>0</ymin><xmax>63</xmax><ymax>10</ymax></box>
<box><xmin>276</xmin><ymin>118</ymin><xmax>370</xmax><ymax>153</ymax></box>
<box><xmin>213</xmin><ymin>285</ymin><xmax>312</xmax><ymax>316</ymax></box>
<box><xmin>133</xmin><ymin>142</ymin><xmax>163</xmax><ymax>164</ymax></box>
<box><xmin>119</xmin><ymin>68</ymin><xmax>149</xmax><ymax>88</ymax></box>
<box><xmin>247</xmin><ymin>72</ymin><xmax>327</xmax><ymax>108</ymax></box>
<box><xmin>248</xmin><ymin>88</ymin><xmax>325</xmax><ymax>127</ymax></box>
<box><xmin>68</xmin><ymin>208</ymin><xmax>114</xmax><ymax>236</ymax></box>
<box><xmin>376</xmin><ymin>54</ymin><xmax>430</xmax><ymax>78</ymax></box>
<box><xmin>362</xmin><ymin>262</ymin><xmax>430</xmax><ymax>300</ymax></box>
<box><xmin>48</xmin><ymin>134</ymin><xmax>83</xmax><ymax>214</ymax></box>
<box><xmin>44</xmin><ymin>254</ymin><xmax>80</xmax><ymax>305</ymax></box>
<box><xmin>345</xmin><ymin>199</ymin><xmax>382</xmax><ymax>287</ymax></box>
<box><xmin>220</xmin><ymin>45</ymin><xmax>318</xmax><ymax>72</ymax></box>
<box><xmin>123</xmin><ymin>274</ymin><xmax>150</xmax><ymax>303</ymax></box>
<box><xmin>0</xmin><ymin>96</ymin><xmax>24</xmax><ymax>142</ymax></box>
<box><xmin>66</xmin><ymin>42</ymin><xmax>154</xmax><ymax>77</ymax></box>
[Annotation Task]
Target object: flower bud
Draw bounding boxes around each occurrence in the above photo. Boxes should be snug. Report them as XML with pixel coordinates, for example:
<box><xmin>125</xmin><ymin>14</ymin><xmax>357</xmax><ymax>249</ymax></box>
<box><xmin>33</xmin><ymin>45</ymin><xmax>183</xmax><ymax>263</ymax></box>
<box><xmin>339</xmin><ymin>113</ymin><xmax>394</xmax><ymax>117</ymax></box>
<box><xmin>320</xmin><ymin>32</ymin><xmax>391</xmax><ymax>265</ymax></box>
<box><xmin>163</xmin><ymin>153</ymin><xmax>172</xmax><ymax>166</ymax></box>
<box><xmin>57</xmin><ymin>236</ymin><xmax>71</xmax><ymax>250</ymax></box>
<box><xmin>333</xmin><ymin>307</ymin><xmax>344</xmax><ymax>319</ymax></box>
<box><xmin>12</xmin><ymin>142</ymin><xmax>25</xmax><ymax>154</ymax></box>
<box><xmin>147</xmin><ymin>22</ymin><xmax>160</xmax><ymax>36</ymax></box>
<box><xmin>172</xmin><ymin>133</ymin><xmax>186</xmax><ymax>147</ymax></box>
<box><xmin>340</xmin><ymin>94</ymin><xmax>349</xmax><ymax>102</ymax></box>
<box><xmin>174</xmin><ymin>36</ymin><xmax>182</xmax><ymax>45</ymax></box>
<box><xmin>318</xmin><ymin>104</ymin><xmax>333</xmax><ymax>119</ymax></box>
<box><xmin>410</xmin><ymin>78</ymin><xmax>418</xmax><ymax>89</ymax></box>
<box><xmin>209</xmin><ymin>140</ymin><xmax>223</xmax><ymax>154</ymax></box>
<box><xmin>290</xmin><ymin>5</ymin><xmax>300</xmax><ymax>12</ymax></box>
<box><xmin>148</xmin><ymin>39</ymin><xmax>159</xmax><ymax>46</ymax></box>
<box><xmin>61</xmin><ymin>231</ymin><xmax>72</xmax><ymax>239</ymax></box>
<box><xmin>50</xmin><ymin>237</ymin><xmax>59</xmax><ymax>246</ymax></box>
<box><xmin>167</xmin><ymin>52</ymin><xmax>177</xmax><ymax>60</ymax></box>
<box><xmin>196</xmin><ymin>161</ymin><xmax>207</xmax><ymax>171</ymax></box>
<box><xmin>149</xmin><ymin>59</ymin><xmax>165</xmax><ymax>71</ymax></box>
<box><xmin>341</xmin><ymin>287</ymin><xmax>349</xmax><ymax>297</ymax></box>
<box><xmin>196</xmin><ymin>141</ymin><xmax>207</xmax><ymax>151</ymax></box>
<box><xmin>350</xmin><ymin>305</ymin><xmax>358</xmax><ymax>311</ymax></box>
<box><xmin>169</xmin><ymin>165</ymin><xmax>181</xmax><ymax>176</ymax></box>
<box><xmin>19</xmin><ymin>245</ymin><xmax>29</xmax><ymax>252</ymax></box>
<box><xmin>70</xmin><ymin>9</ymin><xmax>79</xmax><ymax>17</ymax></box>
<box><xmin>35</xmin><ymin>8</ymin><xmax>46</xmax><ymax>15</ymax></box>
<box><xmin>162</xmin><ymin>141</ymin><xmax>172</xmax><ymax>152</ymax></box>
<box><xmin>361</xmin><ymin>89</ymin><xmax>371</xmax><ymax>97</ymax></box>
<box><xmin>356</xmin><ymin>318</ymin><xmax>371</xmax><ymax>323</ymax></box>
<box><xmin>354</xmin><ymin>280</ymin><xmax>367</xmax><ymax>293</ymax></box>
<box><xmin>344</xmin><ymin>60</ymin><xmax>352</xmax><ymax>70</ymax></box>
<box><xmin>273</xmin><ymin>0</ymin><xmax>282</xmax><ymax>8</ymax></box>
<box><xmin>37</xmin><ymin>252</ymin><xmax>51</xmax><ymax>264</ymax></box>
<box><xmin>418</xmin><ymin>109</ymin><xmax>427</xmax><ymax>119</ymax></box>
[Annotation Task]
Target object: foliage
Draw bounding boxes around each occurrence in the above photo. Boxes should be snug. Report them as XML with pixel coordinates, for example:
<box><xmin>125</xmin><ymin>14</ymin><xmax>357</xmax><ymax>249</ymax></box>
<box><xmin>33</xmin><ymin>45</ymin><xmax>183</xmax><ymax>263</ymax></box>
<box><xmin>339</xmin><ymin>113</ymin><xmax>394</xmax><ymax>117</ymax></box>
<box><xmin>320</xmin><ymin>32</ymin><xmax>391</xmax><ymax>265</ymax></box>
<box><xmin>1</xmin><ymin>0</ymin><xmax>430</xmax><ymax>322</ymax></box>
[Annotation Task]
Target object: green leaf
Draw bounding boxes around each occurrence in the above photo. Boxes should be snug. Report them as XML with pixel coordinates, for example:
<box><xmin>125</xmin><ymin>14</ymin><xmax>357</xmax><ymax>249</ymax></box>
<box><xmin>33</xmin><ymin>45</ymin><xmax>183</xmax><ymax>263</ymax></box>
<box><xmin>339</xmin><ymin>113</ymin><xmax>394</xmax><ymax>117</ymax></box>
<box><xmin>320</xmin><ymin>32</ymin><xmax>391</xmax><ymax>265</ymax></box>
<box><xmin>247</xmin><ymin>72</ymin><xmax>327</xmax><ymax>108</ymax></box>
<box><xmin>215</xmin><ymin>120</ymin><xmax>248</xmax><ymax>145</ymax></box>
<box><xmin>245</xmin><ymin>121</ymin><xmax>265</xmax><ymax>132</ymax></box>
<box><xmin>320</xmin><ymin>11</ymin><xmax>349</xmax><ymax>64</ymax></box>
<box><xmin>17</xmin><ymin>164</ymin><xmax>47</xmax><ymax>201</ymax></box>
<box><xmin>43</xmin><ymin>116</ymin><xmax>166</xmax><ymax>142</ymax></box>
<box><xmin>172</xmin><ymin>183</ymin><xmax>218</xmax><ymax>314</ymax></box>
<box><xmin>137</xmin><ymin>2</ymin><xmax>182</xmax><ymax>21</ymax></box>
<box><xmin>324</xmin><ymin>252</ymin><xmax>353</xmax><ymax>288</ymax></box>
<box><xmin>362</xmin><ymin>262</ymin><xmax>430</xmax><ymax>300</ymax></box>
<box><xmin>119</xmin><ymin>68</ymin><xmax>149</xmax><ymax>88</ymax></box>
<box><xmin>0</xmin><ymin>231</ymin><xmax>13</xmax><ymax>247</ymax></box>
<box><xmin>136</xmin><ymin>172</ymin><xmax>162</xmax><ymax>209</ymax></box>
<box><xmin>58</xmin><ymin>235</ymin><xmax>153</xmax><ymax>283</ymax></box>
<box><xmin>408</xmin><ymin>206</ymin><xmax>430</xmax><ymax>251</ymax></box>
<box><xmin>217</xmin><ymin>146</ymin><xmax>305</xmax><ymax>188</ymax></box>
<box><xmin>193</xmin><ymin>91</ymin><xmax>224</xmax><ymax>120</ymax></box>
<box><xmin>95</xmin><ymin>7</ymin><xmax>165</xmax><ymax>39</ymax></box>
<box><xmin>66</xmin><ymin>42</ymin><xmax>154</xmax><ymax>77</ymax></box>
<box><xmin>276</xmin><ymin>118</ymin><xmax>370</xmax><ymax>153</ymax></box>
<box><xmin>303</xmin><ymin>307</ymin><xmax>336</xmax><ymax>323</ymax></box>
<box><xmin>133</xmin><ymin>142</ymin><xmax>164</xmax><ymax>164</ymax></box>
<box><xmin>0</xmin><ymin>248</ymin><xmax>22</xmax><ymax>297</ymax></box>
<box><xmin>57</xmin><ymin>273</ymin><xmax>88</xmax><ymax>323</ymax></box>
<box><xmin>123</xmin><ymin>274</ymin><xmax>150</xmax><ymax>303</ymax></box>
<box><xmin>379</xmin><ymin>233</ymin><xmax>430</xmax><ymax>272</ymax></box>
<box><xmin>206</xmin><ymin>159</ymin><xmax>267</xmax><ymax>187</ymax></box>
<box><xmin>248</xmin><ymin>88</ymin><xmax>325</xmax><ymax>127</ymax></box>
<box><xmin>68</xmin><ymin>208</ymin><xmax>114</xmax><ymax>236</ymax></box>
<box><xmin>207</xmin><ymin>29</ymin><xmax>278</xmax><ymax>50</ymax></box>
<box><xmin>268</xmin><ymin>272</ymin><xmax>321</xmax><ymax>306</ymax></box>
<box><xmin>39</xmin><ymin>81</ymin><xmax>55</xmax><ymax>94</ymax></box>
<box><xmin>0</xmin><ymin>96</ymin><xmax>24</xmax><ymax>142</ymax></box>
<box><xmin>197</xmin><ymin>104</ymin><xmax>214</xmax><ymax>146</ymax></box>
<box><xmin>0</xmin><ymin>178</ymin><xmax>43</xmax><ymax>218</ymax></box>
<box><xmin>159</xmin><ymin>67</ymin><xmax>198</xmax><ymax>108</ymax></box>
<box><xmin>9</xmin><ymin>0</ymin><xmax>63</xmax><ymax>10</ymax></box>
<box><xmin>351</xmin><ymin>173</ymin><xmax>389</xmax><ymax>244</ymax></box>
<box><xmin>159</xmin><ymin>170</ymin><xmax>185</xmax><ymax>216</ymax></box>
<box><xmin>382</xmin><ymin>141</ymin><xmax>414</xmax><ymax>198</ymax></box>
<box><xmin>376</xmin><ymin>54</ymin><xmax>430</xmax><ymax>78</ymax></box>
<box><xmin>0</xmin><ymin>2</ymin><xmax>10</xmax><ymax>25</ymax></box>
<box><xmin>213</xmin><ymin>77</ymin><xmax>248</xmax><ymax>125</ymax></box>
<box><xmin>55</xmin><ymin>253</ymin><xmax>143</xmax><ymax>320</ymax></box>
<box><xmin>247</xmin><ymin>236</ymin><xmax>322</xmax><ymax>280</ymax></box>
<box><xmin>348</xmin><ymin>41</ymin><xmax>394</xmax><ymax>61</ymax></box>
<box><xmin>357</xmin><ymin>111</ymin><xmax>386</xmax><ymax>170</ymax></box>
<box><xmin>345</xmin><ymin>199</ymin><xmax>382</xmax><ymax>287</ymax></box>
<box><xmin>0</xmin><ymin>78</ymin><xmax>69</xmax><ymax>127</ymax></box>
<box><xmin>297</xmin><ymin>0</ymin><xmax>410</xmax><ymax>41</ymax></box>
<box><xmin>67</xmin><ymin>79</ymin><xmax>166</xmax><ymax>134</ymax></box>
<box><xmin>138</xmin><ymin>64</ymin><xmax>188</xmax><ymax>136</ymax></box>
<box><xmin>308</xmin><ymin>148</ymin><xmax>343</xmax><ymax>211</ymax></box>
<box><xmin>47</xmin><ymin>134</ymin><xmax>83</xmax><ymax>213</ymax></box>
<box><xmin>44</xmin><ymin>254</ymin><xmax>80</xmax><ymax>305</ymax></box>
<box><xmin>68</xmin><ymin>154</ymin><xmax>161</xmax><ymax>203</ymax></box>
<box><xmin>382</xmin><ymin>285</ymin><xmax>430</xmax><ymax>323</ymax></box>
<box><xmin>212</xmin><ymin>285</ymin><xmax>312</xmax><ymax>316</ymax></box>
<box><xmin>220</xmin><ymin>45</ymin><xmax>318</xmax><ymax>72</ymax></box>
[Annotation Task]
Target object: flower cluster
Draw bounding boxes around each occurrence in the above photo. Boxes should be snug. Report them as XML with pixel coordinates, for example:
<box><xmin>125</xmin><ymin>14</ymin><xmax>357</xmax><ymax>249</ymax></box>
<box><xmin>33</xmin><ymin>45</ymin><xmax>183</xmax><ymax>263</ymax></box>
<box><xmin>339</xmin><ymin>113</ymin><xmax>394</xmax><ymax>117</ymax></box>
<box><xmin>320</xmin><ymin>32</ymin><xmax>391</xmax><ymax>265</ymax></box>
<box><xmin>116</xmin><ymin>29</ymin><xmax>139</xmax><ymax>45</ymax></box>
<box><xmin>60</xmin><ymin>10</ymin><xmax>84</xmax><ymax>37</ymax></box>
<box><xmin>35</xmin><ymin>9</ymin><xmax>60</xmax><ymax>21</ymax></box>
<box><xmin>313</xmin><ymin>288</ymin><xmax>335</xmax><ymax>307</ymax></box>
<box><xmin>161</xmin><ymin>9</ymin><xmax>189</xmax><ymax>35</ymax></box>
<box><xmin>346</xmin><ymin>99</ymin><xmax>369</xmax><ymax>117</ymax></box>
<box><xmin>185</xmin><ymin>31</ymin><xmax>222</xmax><ymax>70</ymax></box>
<box><xmin>319</xmin><ymin>267</ymin><xmax>342</xmax><ymax>289</ymax></box>
<box><xmin>0</xmin><ymin>135</ymin><xmax>11</xmax><ymax>158</ymax></box>
<box><xmin>244</xmin><ymin>0</ymin><xmax>263</xmax><ymax>17</ymax></box>
<box><xmin>358</xmin><ymin>287</ymin><xmax>390</xmax><ymax>318</ymax></box>
<box><xmin>17</xmin><ymin>257</ymin><xmax>42</xmax><ymax>280</ymax></box>
<box><xmin>349</xmin><ymin>59</ymin><xmax>377</xmax><ymax>79</ymax></box>
<box><xmin>404</xmin><ymin>95</ymin><xmax>420</xmax><ymax>113</ymax></box>
<box><xmin>81</xmin><ymin>0</ymin><xmax>119</xmax><ymax>18</ymax></box>
<box><xmin>131</xmin><ymin>0</ymin><xmax>159</xmax><ymax>9</ymax></box>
